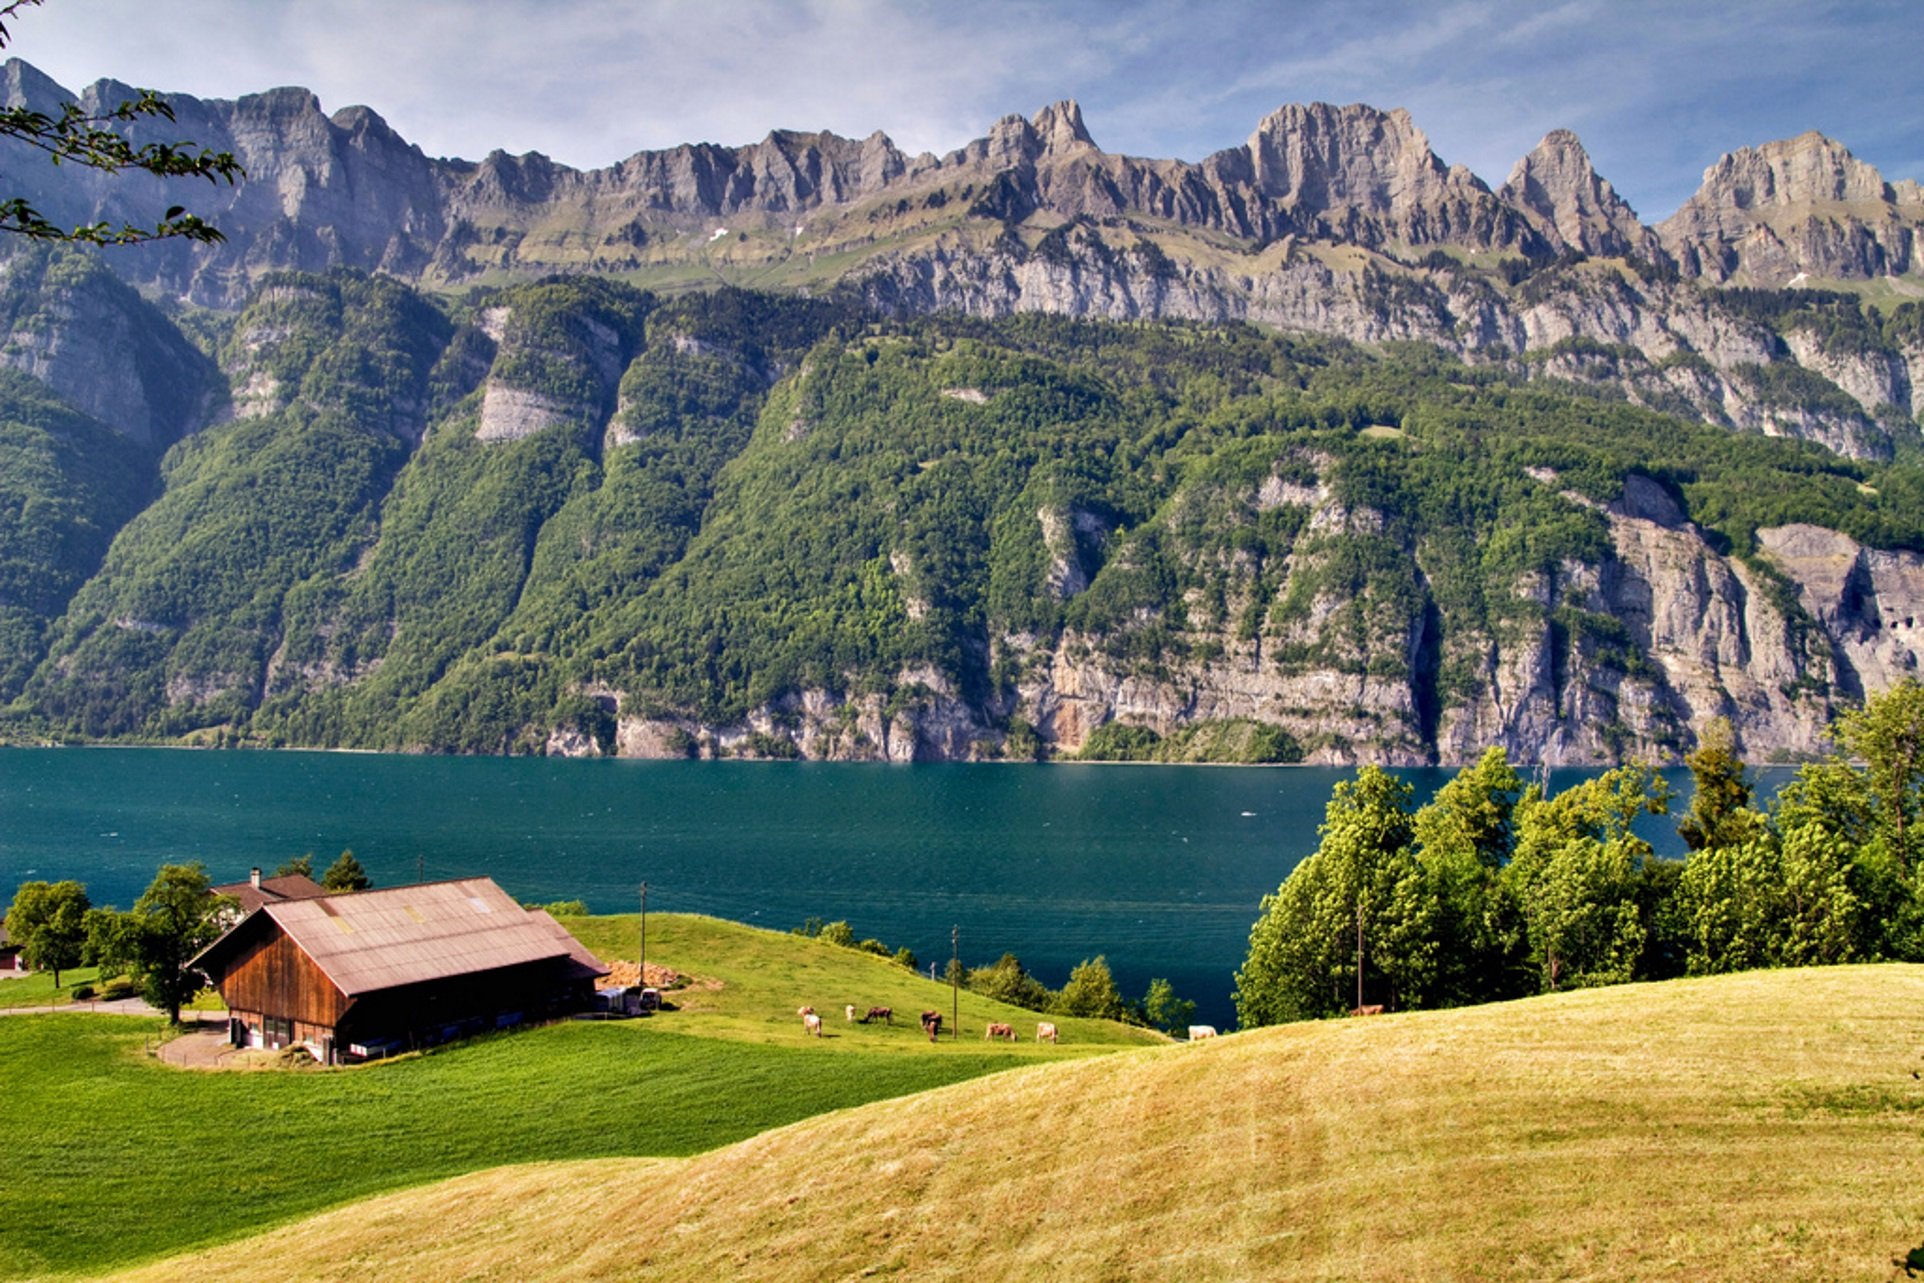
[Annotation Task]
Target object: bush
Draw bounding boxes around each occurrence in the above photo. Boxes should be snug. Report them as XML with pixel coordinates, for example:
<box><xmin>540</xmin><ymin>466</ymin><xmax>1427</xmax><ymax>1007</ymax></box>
<box><xmin>70</xmin><ymin>984</ymin><xmax>94</xmax><ymax>1001</ymax></box>
<box><xmin>98</xmin><ymin>976</ymin><xmax>137</xmax><ymax>1001</ymax></box>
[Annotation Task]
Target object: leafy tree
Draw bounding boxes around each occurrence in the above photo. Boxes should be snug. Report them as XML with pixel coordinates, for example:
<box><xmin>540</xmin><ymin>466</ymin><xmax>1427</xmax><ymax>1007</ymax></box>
<box><xmin>1140</xmin><ymin>977</ymin><xmax>1196</xmax><ymax>1037</ymax></box>
<box><xmin>815</xmin><ymin>920</ymin><xmax>855</xmax><ymax>948</ymax></box>
<box><xmin>1677</xmin><ymin>839</ymin><xmax>1786</xmax><ymax>974</ymax></box>
<box><xmin>968</xmin><ymin>952</ymin><xmax>1053</xmax><ymax>1011</ymax></box>
<box><xmin>85</xmin><ymin>863</ymin><xmax>231</xmax><ymax>1022</ymax></box>
<box><xmin>1412</xmin><ymin>747</ymin><xmax>1525</xmax><ymax>1004</ymax></box>
<box><xmin>1051</xmin><ymin>955</ymin><xmax>1126</xmax><ymax>1020</ymax></box>
<box><xmin>1832</xmin><ymin>677</ymin><xmax>1924</xmax><ymax>877</ymax></box>
<box><xmin>0</xmin><ymin>1</ymin><xmax>242</xmax><ymax>244</ymax></box>
<box><xmin>1236</xmin><ymin>767</ymin><xmax>1438</xmax><ymax>1025</ymax></box>
<box><xmin>1677</xmin><ymin>717</ymin><xmax>1765</xmax><ymax>851</ymax></box>
<box><xmin>891</xmin><ymin>945</ymin><xmax>918</xmax><ymax>971</ymax></box>
<box><xmin>3</xmin><ymin>878</ymin><xmax>88</xmax><ymax>983</ymax></box>
<box><xmin>273</xmin><ymin>855</ymin><xmax>315</xmax><ymax>880</ymax></box>
<box><xmin>321</xmin><ymin>850</ymin><xmax>370</xmax><ymax>893</ymax></box>
<box><xmin>1503</xmin><ymin>765</ymin><xmax>1667</xmax><ymax>990</ymax></box>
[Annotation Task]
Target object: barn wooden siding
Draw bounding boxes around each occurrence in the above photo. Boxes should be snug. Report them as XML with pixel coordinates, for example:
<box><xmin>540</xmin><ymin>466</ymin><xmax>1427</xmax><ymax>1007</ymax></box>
<box><xmin>216</xmin><ymin>923</ymin><xmax>349</xmax><ymax>1029</ymax></box>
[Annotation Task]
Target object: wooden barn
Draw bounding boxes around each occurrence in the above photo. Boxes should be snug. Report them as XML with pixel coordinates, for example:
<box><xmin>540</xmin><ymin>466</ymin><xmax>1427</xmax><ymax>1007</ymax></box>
<box><xmin>190</xmin><ymin>877</ymin><xmax>607</xmax><ymax>1063</ymax></box>
<box><xmin>0</xmin><ymin>927</ymin><xmax>23</xmax><ymax>973</ymax></box>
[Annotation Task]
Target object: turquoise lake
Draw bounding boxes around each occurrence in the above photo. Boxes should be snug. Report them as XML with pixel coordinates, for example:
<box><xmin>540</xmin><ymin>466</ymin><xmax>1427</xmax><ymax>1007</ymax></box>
<box><xmin>0</xmin><ymin>748</ymin><xmax>1741</xmax><ymax>1026</ymax></box>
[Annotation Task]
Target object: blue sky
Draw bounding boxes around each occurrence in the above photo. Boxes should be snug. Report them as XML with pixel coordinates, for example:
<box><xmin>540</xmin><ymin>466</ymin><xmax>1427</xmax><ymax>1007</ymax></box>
<box><xmin>9</xmin><ymin>0</ymin><xmax>1921</xmax><ymax>221</ymax></box>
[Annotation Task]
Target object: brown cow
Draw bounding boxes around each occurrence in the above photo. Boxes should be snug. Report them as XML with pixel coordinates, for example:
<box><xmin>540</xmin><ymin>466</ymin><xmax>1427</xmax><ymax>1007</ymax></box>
<box><xmin>797</xmin><ymin>1005</ymin><xmax>815</xmax><ymax>1017</ymax></box>
<box><xmin>1036</xmin><ymin>1021</ymin><xmax>1058</xmax><ymax>1043</ymax></box>
<box><xmin>920</xmin><ymin>1010</ymin><xmax>943</xmax><ymax>1042</ymax></box>
<box><xmin>1349</xmin><ymin>1004</ymin><xmax>1385</xmax><ymax>1017</ymax></box>
<box><xmin>862</xmin><ymin>1006</ymin><xmax>893</xmax><ymax>1025</ymax></box>
<box><xmin>984</xmin><ymin>1022</ymin><xmax>1017</xmax><ymax>1042</ymax></box>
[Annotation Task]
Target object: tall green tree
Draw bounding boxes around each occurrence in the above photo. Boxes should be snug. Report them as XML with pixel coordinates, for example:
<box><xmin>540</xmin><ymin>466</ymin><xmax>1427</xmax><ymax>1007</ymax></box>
<box><xmin>1412</xmin><ymin>747</ymin><xmax>1526</xmax><ymax>1005</ymax></box>
<box><xmin>1503</xmin><ymin>765</ymin><xmax>1667</xmax><ymax>990</ymax></box>
<box><xmin>1140</xmin><ymin>977</ymin><xmax>1196</xmax><ymax>1037</ymax></box>
<box><xmin>3</xmin><ymin>878</ymin><xmax>88</xmax><ymax>984</ymax></box>
<box><xmin>1050</xmin><ymin>955</ymin><xmax>1126</xmax><ymax>1020</ymax></box>
<box><xmin>86</xmin><ymin>863</ymin><xmax>232</xmax><ymax>1023</ymax></box>
<box><xmin>321</xmin><ymin>850</ymin><xmax>370</xmax><ymax>893</ymax></box>
<box><xmin>1832</xmin><ymin>677</ymin><xmax>1924</xmax><ymax>877</ymax></box>
<box><xmin>1677</xmin><ymin>717</ymin><xmax>1765</xmax><ymax>851</ymax></box>
<box><xmin>1237</xmin><ymin>766</ymin><xmax>1438</xmax><ymax>1026</ymax></box>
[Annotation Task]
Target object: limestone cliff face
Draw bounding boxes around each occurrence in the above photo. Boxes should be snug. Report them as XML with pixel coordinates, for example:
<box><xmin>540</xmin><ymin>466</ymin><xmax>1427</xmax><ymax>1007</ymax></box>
<box><xmin>1659</xmin><ymin>132</ymin><xmax>1921</xmax><ymax>284</ymax></box>
<box><xmin>0</xmin><ymin>249</ymin><xmax>217</xmax><ymax>447</ymax></box>
<box><xmin>858</xmin><ymin>228</ymin><xmax>1905</xmax><ymax>460</ymax></box>
<box><xmin>600</xmin><ymin>466</ymin><xmax>1923</xmax><ymax>766</ymax></box>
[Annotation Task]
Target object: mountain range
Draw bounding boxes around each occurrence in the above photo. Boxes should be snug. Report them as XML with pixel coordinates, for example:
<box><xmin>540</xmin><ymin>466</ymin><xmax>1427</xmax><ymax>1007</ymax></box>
<box><xmin>1</xmin><ymin>60</ymin><xmax>1921</xmax><ymax>763</ymax></box>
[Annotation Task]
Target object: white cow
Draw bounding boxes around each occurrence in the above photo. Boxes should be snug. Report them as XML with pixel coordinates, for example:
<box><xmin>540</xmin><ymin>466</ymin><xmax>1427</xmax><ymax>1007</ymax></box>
<box><xmin>1036</xmin><ymin>1021</ymin><xmax>1059</xmax><ymax>1043</ymax></box>
<box><xmin>1187</xmin><ymin>1024</ymin><xmax>1218</xmax><ymax>1040</ymax></box>
<box><xmin>802</xmin><ymin>1012</ymin><xmax>823</xmax><ymax>1036</ymax></box>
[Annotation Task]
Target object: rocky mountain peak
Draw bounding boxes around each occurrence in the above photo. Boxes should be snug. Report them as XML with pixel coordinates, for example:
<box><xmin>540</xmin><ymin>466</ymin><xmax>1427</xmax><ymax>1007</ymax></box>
<box><xmin>1243</xmin><ymin>102</ymin><xmax>1455</xmax><ymax>206</ymax></box>
<box><xmin>1691</xmin><ymin>131</ymin><xmax>1892</xmax><ymax>210</ymax></box>
<box><xmin>1031</xmin><ymin>99</ymin><xmax>1095</xmax><ymax>153</ymax></box>
<box><xmin>1658</xmin><ymin>130</ymin><xmax>1917</xmax><ymax>283</ymax></box>
<box><xmin>0</xmin><ymin>55</ymin><xmax>68</xmax><ymax>112</ymax></box>
<box><xmin>1499</xmin><ymin>128</ymin><xmax>1651</xmax><ymax>257</ymax></box>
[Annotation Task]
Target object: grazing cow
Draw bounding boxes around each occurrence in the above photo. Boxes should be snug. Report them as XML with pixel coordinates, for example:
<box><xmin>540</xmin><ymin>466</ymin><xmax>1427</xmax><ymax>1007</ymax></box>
<box><xmin>802</xmin><ymin>1012</ymin><xmax>823</xmax><ymax>1036</ymax></box>
<box><xmin>984</xmin><ymin>1022</ymin><xmax>1017</xmax><ymax>1041</ymax></box>
<box><xmin>863</xmin><ymin>1006</ymin><xmax>893</xmax><ymax>1025</ymax></box>
<box><xmin>1349</xmin><ymin>1004</ymin><xmax>1385</xmax><ymax>1017</ymax></box>
<box><xmin>1036</xmin><ymin>1021</ymin><xmax>1058</xmax><ymax>1044</ymax></box>
<box><xmin>845</xmin><ymin>1004</ymin><xmax>857</xmax><ymax>1022</ymax></box>
<box><xmin>920</xmin><ymin>1010</ymin><xmax>943</xmax><ymax>1042</ymax></box>
<box><xmin>1187</xmin><ymin>1025</ymin><xmax>1218</xmax><ymax>1040</ymax></box>
<box><xmin>797</xmin><ymin>1005</ymin><xmax>815</xmax><ymax>1017</ymax></box>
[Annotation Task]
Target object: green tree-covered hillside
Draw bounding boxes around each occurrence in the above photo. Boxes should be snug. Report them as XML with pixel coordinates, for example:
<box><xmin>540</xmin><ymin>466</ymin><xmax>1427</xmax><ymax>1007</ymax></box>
<box><xmin>6</xmin><ymin>270</ymin><xmax>1924</xmax><ymax>763</ymax></box>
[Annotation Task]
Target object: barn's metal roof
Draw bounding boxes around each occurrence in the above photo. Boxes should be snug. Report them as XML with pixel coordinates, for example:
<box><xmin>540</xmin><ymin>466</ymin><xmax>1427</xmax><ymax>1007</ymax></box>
<box><xmin>193</xmin><ymin>878</ymin><xmax>606</xmax><ymax>997</ymax></box>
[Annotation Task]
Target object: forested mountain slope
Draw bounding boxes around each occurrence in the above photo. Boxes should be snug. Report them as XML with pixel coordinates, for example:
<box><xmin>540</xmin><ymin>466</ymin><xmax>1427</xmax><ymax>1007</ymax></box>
<box><xmin>4</xmin><ymin>260</ymin><xmax>1924</xmax><ymax>763</ymax></box>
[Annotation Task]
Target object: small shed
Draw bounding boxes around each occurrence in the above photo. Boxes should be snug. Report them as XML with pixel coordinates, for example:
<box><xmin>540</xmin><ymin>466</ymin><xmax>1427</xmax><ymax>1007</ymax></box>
<box><xmin>191</xmin><ymin>877</ymin><xmax>607</xmax><ymax>1062</ymax></box>
<box><xmin>0</xmin><ymin>927</ymin><xmax>23</xmax><ymax>973</ymax></box>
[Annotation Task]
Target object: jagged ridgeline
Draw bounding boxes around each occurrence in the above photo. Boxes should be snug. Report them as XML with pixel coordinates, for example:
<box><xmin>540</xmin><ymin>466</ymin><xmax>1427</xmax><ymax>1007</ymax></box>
<box><xmin>4</xmin><ymin>253</ymin><xmax>1924</xmax><ymax>764</ymax></box>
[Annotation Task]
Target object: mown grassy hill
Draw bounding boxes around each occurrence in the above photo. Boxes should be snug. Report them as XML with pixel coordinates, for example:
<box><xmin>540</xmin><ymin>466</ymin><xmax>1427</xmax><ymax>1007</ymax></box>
<box><xmin>108</xmin><ymin>965</ymin><xmax>1924</xmax><ymax>1283</ymax></box>
<box><xmin>0</xmin><ymin>915</ymin><xmax>1156</xmax><ymax>1280</ymax></box>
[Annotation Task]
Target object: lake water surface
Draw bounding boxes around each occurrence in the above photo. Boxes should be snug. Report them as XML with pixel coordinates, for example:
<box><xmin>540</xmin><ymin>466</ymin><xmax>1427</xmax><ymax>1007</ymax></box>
<box><xmin>0</xmin><ymin>749</ymin><xmax>1742</xmax><ymax>1026</ymax></box>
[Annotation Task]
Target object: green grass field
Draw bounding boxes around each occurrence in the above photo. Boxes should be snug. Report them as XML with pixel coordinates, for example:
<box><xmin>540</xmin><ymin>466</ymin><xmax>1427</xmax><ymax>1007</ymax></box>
<box><xmin>0</xmin><ymin>967</ymin><xmax>100</xmax><ymax>1009</ymax></box>
<box><xmin>0</xmin><ymin>914</ymin><xmax>1158</xmax><ymax>1279</ymax></box>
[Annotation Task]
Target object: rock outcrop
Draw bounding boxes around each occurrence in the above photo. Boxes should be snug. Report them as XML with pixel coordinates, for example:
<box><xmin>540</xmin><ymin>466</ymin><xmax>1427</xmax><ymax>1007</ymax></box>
<box><xmin>1659</xmin><ymin>132</ymin><xmax>1921</xmax><ymax>283</ymax></box>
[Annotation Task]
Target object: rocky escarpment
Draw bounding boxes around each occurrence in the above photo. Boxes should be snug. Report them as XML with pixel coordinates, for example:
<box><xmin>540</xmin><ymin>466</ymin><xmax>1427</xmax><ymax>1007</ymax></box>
<box><xmin>4</xmin><ymin>56</ymin><xmax>1918</xmax><ymax>301</ymax></box>
<box><xmin>4</xmin><ymin>59</ymin><xmax>1920</xmax><ymax>462</ymax></box>
<box><xmin>600</xmin><ymin>469</ymin><xmax>1924</xmax><ymax>767</ymax></box>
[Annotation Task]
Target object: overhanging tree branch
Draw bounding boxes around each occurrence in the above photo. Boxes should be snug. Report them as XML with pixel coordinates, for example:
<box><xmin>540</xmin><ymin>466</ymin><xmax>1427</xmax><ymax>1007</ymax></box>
<box><xmin>0</xmin><ymin>0</ymin><xmax>243</xmax><ymax>244</ymax></box>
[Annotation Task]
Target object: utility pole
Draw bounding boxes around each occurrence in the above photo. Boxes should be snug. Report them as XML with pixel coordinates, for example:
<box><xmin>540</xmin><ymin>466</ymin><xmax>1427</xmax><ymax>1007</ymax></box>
<box><xmin>639</xmin><ymin>882</ymin><xmax>648</xmax><ymax>983</ymax></box>
<box><xmin>950</xmin><ymin>923</ymin><xmax>959</xmax><ymax>1041</ymax></box>
<box><xmin>1355</xmin><ymin>902</ymin><xmax>1364</xmax><ymax>1013</ymax></box>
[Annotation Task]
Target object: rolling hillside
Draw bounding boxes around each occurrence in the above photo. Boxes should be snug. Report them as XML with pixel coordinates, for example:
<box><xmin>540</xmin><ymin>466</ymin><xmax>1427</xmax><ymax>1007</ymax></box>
<box><xmin>106</xmin><ymin>964</ymin><xmax>1924</xmax><ymax>1282</ymax></box>
<box><xmin>0</xmin><ymin>914</ymin><xmax>1159</xmax><ymax>1279</ymax></box>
